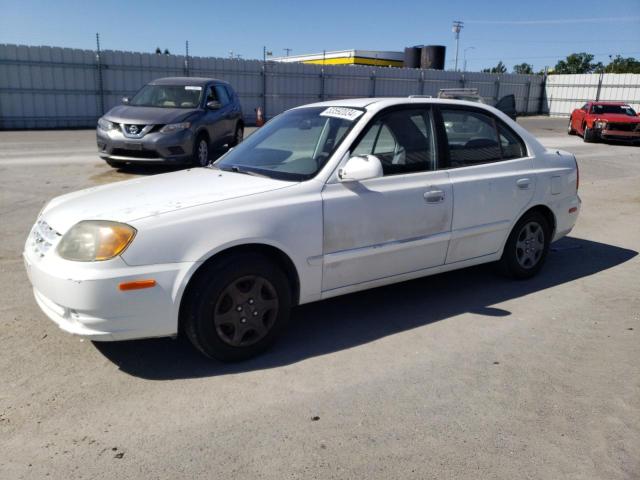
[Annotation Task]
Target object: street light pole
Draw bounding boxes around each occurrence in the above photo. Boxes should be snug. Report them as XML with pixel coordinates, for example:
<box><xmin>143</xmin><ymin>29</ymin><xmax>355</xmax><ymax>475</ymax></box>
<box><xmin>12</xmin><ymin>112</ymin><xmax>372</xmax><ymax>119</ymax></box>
<box><xmin>452</xmin><ymin>20</ymin><xmax>464</xmax><ymax>71</ymax></box>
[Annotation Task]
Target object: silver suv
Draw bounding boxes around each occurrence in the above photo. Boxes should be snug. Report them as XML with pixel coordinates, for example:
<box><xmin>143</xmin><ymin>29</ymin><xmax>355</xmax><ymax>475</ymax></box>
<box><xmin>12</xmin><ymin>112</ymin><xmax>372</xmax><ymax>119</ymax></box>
<box><xmin>96</xmin><ymin>77</ymin><xmax>244</xmax><ymax>168</ymax></box>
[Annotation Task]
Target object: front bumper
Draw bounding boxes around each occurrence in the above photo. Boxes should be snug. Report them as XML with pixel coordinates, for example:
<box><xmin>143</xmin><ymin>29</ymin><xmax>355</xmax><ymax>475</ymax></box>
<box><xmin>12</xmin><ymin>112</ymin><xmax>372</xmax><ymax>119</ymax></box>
<box><xmin>23</xmin><ymin>247</ymin><xmax>195</xmax><ymax>341</ymax></box>
<box><xmin>96</xmin><ymin>127</ymin><xmax>195</xmax><ymax>164</ymax></box>
<box><xmin>595</xmin><ymin>127</ymin><xmax>640</xmax><ymax>142</ymax></box>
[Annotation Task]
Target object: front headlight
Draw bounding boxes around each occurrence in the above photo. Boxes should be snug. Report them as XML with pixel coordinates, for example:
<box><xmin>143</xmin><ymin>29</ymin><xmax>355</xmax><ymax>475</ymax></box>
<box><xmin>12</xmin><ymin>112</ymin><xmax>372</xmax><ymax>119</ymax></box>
<box><xmin>594</xmin><ymin>120</ymin><xmax>607</xmax><ymax>129</ymax></box>
<box><xmin>97</xmin><ymin>117</ymin><xmax>116</xmax><ymax>131</ymax></box>
<box><xmin>160</xmin><ymin>122</ymin><xmax>191</xmax><ymax>133</ymax></box>
<box><xmin>57</xmin><ymin>221</ymin><xmax>136</xmax><ymax>262</ymax></box>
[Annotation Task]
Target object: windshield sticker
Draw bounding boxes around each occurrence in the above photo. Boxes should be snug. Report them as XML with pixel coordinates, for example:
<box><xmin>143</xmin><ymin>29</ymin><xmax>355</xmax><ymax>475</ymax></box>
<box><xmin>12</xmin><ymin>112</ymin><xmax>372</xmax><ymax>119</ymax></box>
<box><xmin>320</xmin><ymin>107</ymin><xmax>363</xmax><ymax>122</ymax></box>
<box><xmin>185</xmin><ymin>86</ymin><xmax>202</xmax><ymax>91</ymax></box>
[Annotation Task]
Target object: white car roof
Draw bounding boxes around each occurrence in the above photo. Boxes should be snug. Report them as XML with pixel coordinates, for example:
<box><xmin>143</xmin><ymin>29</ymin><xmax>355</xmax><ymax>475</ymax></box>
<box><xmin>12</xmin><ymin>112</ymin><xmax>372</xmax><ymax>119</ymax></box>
<box><xmin>296</xmin><ymin>97</ymin><xmax>547</xmax><ymax>157</ymax></box>
<box><xmin>299</xmin><ymin>97</ymin><xmax>496</xmax><ymax>114</ymax></box>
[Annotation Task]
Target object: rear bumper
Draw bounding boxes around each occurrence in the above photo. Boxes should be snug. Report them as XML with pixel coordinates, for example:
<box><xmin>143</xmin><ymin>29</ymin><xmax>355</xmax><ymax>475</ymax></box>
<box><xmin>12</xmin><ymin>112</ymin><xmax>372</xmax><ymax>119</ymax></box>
<box><xmin>96</xmin><ymin>127</ymin><xmax>195</xmax><ymax>164</ymax></box>
<box><xmin>552</xmin><ymin>194</ymin><xmax>581</xmax><ymax>242</ymax></box>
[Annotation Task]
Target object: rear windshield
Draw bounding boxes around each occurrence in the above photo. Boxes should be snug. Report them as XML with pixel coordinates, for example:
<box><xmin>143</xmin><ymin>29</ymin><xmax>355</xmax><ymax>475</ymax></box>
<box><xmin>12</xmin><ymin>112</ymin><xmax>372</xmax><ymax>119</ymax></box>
<box><xmin>130</xmin><ymin>85</ymin><xmax>203</xmax><ymax>109</ymax></box>
<box><xmin>591</xmin><ymin>104</ymin><xmax>637</xmax><ymax>116</ymax></box>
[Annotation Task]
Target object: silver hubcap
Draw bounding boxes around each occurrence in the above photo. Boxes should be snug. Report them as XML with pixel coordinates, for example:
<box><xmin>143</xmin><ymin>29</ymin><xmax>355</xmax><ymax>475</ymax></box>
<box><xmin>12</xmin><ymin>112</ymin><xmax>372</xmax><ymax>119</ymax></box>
<box><xmin>515</xmin><ymin>221</ymin><xmax>545</xmax><ymax>269</ymax></box>
<box><xmin>197</xmin><ymin>140</ymin><xmax>208</xmax><ymax>166</ymax></box>
<box><xmin>213</xmin><ymin>275</ymin><xmax>279</xmax><ymax>347</ymax></box>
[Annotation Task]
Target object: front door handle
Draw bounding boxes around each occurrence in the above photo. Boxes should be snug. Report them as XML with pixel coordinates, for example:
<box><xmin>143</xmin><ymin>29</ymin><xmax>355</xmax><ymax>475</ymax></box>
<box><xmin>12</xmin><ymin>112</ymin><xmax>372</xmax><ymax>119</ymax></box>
<box><xmin>516</xmin><ymin>178</ymin><xmax>531</xmax><ymax>190</ymax></box>
<box><xmin>424</xmin><ymin>189</ymin><xmax>445</xmax><ymax>203</ymax></box>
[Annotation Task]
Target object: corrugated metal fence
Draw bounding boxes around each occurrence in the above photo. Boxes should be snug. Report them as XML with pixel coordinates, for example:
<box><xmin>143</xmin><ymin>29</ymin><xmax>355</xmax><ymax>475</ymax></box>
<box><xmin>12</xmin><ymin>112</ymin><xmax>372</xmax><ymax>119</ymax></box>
<box><xmin>1</xmin><ymin>43</ymin><xmax>638</xmax><ymax>129</ymax></box>
<box><xmin>0</xmin><ymin>43</ymin><xmax>544</xmax><ymax>129</ymax></box>
<box><xmin>545</xmin><ymin>73</ymin><xmax>640</xmax><ymax>116</ymax></box>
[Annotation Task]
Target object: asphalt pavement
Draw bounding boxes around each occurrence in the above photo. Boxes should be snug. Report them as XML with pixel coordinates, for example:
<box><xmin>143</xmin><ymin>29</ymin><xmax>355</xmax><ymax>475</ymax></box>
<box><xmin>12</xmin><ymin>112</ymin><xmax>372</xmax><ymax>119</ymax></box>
<box><xmin>0</xmin><ymin>118</ymin><xmax>638</xmax><ymax>479</ymax></box>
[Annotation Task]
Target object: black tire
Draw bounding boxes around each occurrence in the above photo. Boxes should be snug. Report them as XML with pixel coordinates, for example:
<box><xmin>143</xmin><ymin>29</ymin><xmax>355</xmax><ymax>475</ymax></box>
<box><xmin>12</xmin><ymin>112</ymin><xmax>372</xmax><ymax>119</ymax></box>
<box><xmin>192</xmin><ymin>133</ymin><xmax>210</xmax><ymax>167</ymax></box>
<box><xmin>182</xmin><ymin>253</ymin><xmax>291</xmax><ymax>362</ymax></box>
<box><xmin>499</xmin><ymin>211</ymin><xmax>551</xmax><ymax>280</ymax></box>
<box><xmin>583</xmin><ymin>124</ymin><xmax>597</xmax><ymax>143</ymax></box>
<box><xmin>229</xmin><ymin>123</ymin><xmax>244</xmax><ymax>147</ymax></box>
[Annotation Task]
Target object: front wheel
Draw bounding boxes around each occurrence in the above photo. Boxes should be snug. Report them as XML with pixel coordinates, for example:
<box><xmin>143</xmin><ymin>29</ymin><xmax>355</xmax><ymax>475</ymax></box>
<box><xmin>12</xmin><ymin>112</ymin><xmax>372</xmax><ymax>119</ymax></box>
<box><xmin>229</xmin><ymin>123</ymin><xmax>244</xmax><ymax>147</ymax></box>
<box><xmin>193</xmin><ymin>134</ymin><xmax>210</xmax><ymax>166</ymax></box>
<box><xmin>583</xmin><ymin>125</ymin><xmax>598</xmax><ymax>143</ymax></box>
<box><xmin>567</xmin><ymin>117</ymin><xmax>575</xmax><ymax>135</ymax></box>
<box><xmin>499</xmin><ymin>211</ymin><xmax>551</xmax><ymax>279</ymax></box>
<box><xmin>182</xmin><ymin>253</ymin><xmax>291</xmax><ymax>362</ymax></box>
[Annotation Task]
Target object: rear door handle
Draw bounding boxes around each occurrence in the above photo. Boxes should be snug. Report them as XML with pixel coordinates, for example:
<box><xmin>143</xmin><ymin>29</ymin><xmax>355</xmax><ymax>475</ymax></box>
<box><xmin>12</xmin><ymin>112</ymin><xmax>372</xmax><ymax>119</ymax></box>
<box><xmin>516</xmin><ymin>178</ymin><xmax>531</xmax><ymax>190</ymax></box>
<box><xmin>424</xmin><ymin>189</ymin><xmax>445</xmax><ymax>203</ymax></box>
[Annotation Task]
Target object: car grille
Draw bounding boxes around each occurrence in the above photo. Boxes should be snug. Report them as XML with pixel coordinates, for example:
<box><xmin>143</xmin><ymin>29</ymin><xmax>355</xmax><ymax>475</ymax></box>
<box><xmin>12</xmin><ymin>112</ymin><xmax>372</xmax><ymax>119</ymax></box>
<box><xmin>28</xmin><ymin>218</ymin><xmax>61</xmax><ymax>258</ymax></box>
<box><xmin>606</xmin><ymin>123</ymin><xmax>639</xmax><ymax>132</ymax></box>
<box><xmin>111</xmin><ymin>148</ymin><xmax>160</xmax><ymax>159</ymax></box>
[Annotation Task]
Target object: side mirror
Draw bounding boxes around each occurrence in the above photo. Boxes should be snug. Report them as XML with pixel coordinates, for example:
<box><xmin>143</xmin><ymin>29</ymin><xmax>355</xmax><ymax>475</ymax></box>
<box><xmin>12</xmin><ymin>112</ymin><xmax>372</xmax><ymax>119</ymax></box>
<box><xmin>207</xmin><ymin>100</ymin><xmax>222</xmax><ymax>110</ymax></box>
<box><xmin>338</xmin><ymin>155</ymin><xmax>383</xmax><ymax>182</ymax></box>
<box><xmin>122</xmin><ymin>96</ymin><xmax>130</xmax><ymax>104</ymax></box>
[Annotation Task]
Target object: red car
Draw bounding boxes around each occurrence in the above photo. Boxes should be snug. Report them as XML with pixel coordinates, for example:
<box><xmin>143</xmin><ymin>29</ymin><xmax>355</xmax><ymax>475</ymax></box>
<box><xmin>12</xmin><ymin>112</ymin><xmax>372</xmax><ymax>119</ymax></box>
<box><xmin>568</xmin><ymin>101</ymin><xmax>640</xmax><ymax>143</ymax></box>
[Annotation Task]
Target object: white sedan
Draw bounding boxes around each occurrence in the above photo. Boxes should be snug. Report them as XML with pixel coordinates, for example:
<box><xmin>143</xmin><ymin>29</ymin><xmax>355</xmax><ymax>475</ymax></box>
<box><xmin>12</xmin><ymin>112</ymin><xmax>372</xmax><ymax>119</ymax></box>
<box><xmin>24</xmin><ymin>98</ymin><xmax>580</xmax><ymax>361</ymax></box>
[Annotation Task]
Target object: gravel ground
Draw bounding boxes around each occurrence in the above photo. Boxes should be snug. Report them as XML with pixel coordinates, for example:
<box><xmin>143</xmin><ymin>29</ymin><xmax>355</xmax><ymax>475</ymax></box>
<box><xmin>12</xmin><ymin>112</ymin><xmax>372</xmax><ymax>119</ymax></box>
<box><xmin>0</xmin><ymin>118</ymin><xmax>638</xmax><ymax>479</ymax></box>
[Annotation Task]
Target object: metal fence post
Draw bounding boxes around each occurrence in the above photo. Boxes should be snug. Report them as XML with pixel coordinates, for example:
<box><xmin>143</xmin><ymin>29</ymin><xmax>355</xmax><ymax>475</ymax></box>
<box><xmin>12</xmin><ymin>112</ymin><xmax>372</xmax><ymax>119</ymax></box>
<box><xmin>460</xmin><ymin>73</ymin><xmax>466</xmax><ymax>88</ymax></box>
<box><xmin>184</xmin><ymin>40</ymin><xmax>190</xmax><ymax>77</ymax></box>
<box><xmin>262</xmin><ymin>63</ymin><xmax>267</xmax><ymax>119</ymax></box>
<box><xmin>370</xmin><ymin>70</ymin><xmax>376</xmax><ymax>97</ymax></box>
<box><xmin>420</xmin><ymin>70</ymin><xmax>425</xmax><ymax>95</ymax></box>
<box><xmin>95</xmin><ymin>33</ymin><xmax>105</xmax><ymax>116</ymax></box>
<box><xmin>494</xmin><ymin>76</ymin><xmax>501</xmax><ymax>104</ymax></box>
<box><xmin>538</xmin><ymin>68</ymin><xmax>548</xmax><ymax>114</ymax></box>
<box><xmin>525</xmin><ymin>81</ymin><xmax>531</xmax><ymax>115</ymax></box>
<box><xmin>595</xmin><ymin>72</ymin><xmax>604</xmax><ymax>101</ymax></box>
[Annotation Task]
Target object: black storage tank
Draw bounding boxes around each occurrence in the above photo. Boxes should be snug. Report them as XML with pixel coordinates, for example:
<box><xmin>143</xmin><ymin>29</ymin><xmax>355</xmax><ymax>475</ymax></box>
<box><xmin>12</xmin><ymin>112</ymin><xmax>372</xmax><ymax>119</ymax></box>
<box><xmin>403</xmin><ymin>46</ymin><xmax>422</xmax><ymax>69</ymax></box>
<box><xmin>420</xmin><ymin>45</ymin><xmax>446</xmax><ymax>70</ymax></box>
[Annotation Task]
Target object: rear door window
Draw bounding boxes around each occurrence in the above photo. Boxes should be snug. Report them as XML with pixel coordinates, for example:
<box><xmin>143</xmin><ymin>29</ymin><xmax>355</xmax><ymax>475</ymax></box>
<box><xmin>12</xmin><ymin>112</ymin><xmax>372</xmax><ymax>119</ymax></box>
<box><xmin>441</xmin><ymin>109</ymin><xmax>501</xmax><ymax>167</ymax></box>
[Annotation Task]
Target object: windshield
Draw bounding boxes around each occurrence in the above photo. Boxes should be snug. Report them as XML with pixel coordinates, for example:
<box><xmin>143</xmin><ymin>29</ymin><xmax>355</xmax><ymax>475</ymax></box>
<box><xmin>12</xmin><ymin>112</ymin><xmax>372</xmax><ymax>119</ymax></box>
<box><xmin>215</xmin><ymin>106</ymin><xmax>362</xmax><ymax>181</ymax></box>
<box><xmin>130</xmin><ymin>84</ymin><xmax>203</xmax><ymax>109</ymax></box>
<box><xmin>591</xmin><ymin>104</ymin><xmax>637</xmax><ymax>116</ymax></box>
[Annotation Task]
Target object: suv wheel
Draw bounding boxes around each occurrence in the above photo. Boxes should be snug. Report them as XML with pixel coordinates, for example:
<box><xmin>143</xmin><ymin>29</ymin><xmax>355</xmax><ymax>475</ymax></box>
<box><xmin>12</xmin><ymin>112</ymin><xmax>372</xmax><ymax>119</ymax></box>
<box><xmin>183</xmin><ymin>253</ymin><xmax>291</xmax><ymax>362</ymax></box>
<box><xmin>500</xmin><ymin>211</ymin><xmax>551</xmax><ymax>279</ymax></box>
<box><xmin>193</xmin><ymin>134</ymin><xmax>209</xmax><ymax>166</ymax></box>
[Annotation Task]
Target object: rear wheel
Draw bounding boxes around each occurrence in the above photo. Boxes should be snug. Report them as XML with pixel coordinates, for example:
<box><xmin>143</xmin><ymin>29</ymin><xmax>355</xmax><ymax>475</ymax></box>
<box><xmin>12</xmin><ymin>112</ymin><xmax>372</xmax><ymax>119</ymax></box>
<box><xmin>193</xmin><ymin>134</ymin><xmax>210</xmax><ymax>166</ymax></box>
<box><xmin>500</xmin><ymin>211</ymin><xmax>551</xmax><ymax>279</ymax></box>
<box><xmin>183</xmin><ymin>253</ymin><xmax>291</xmax><ymax>362</ymax></box>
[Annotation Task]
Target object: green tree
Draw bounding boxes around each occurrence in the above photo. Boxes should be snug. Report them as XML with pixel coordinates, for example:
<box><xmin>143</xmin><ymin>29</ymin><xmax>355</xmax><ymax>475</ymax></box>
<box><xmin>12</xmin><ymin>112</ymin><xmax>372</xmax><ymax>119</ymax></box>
<box><xmin>163</xmin><ymin>48</ymin><xmax>170</xmax><ymax>55</ymax></box>
<box><xmin>482</xmin><ymin>61</ymin><xmax>507</xmax><ymax>74</ymax></box>
<box><xmin>553</xmin><ymin>53</ymin><xmax>603</xmax><ymax>74</ymax></box>
<box><xmin>604</xmin><ymin>55</ymin><xmax>640</xmax><ymax>74</ymax></box>
<box><xmin>155</xmin><ymin>47</ymin><xmax>162</xmax><ymax>54</ymax></box>
<box><xmin>513</xmin><ymin>63</ymin><xmax>533</xmax><ymax>74</ymax></box>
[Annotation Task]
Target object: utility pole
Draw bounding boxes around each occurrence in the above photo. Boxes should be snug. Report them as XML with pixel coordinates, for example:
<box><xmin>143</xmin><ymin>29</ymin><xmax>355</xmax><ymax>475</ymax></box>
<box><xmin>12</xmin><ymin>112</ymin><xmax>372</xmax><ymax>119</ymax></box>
<box><xmin>284</xmin><ymin>48</ymin><xmax>292</xmax><ymax>56</ymax></box>
<box><xmin>452</xmin><ymin>20</ymin><xmax>464</xmax><ymax>71</ymax></box>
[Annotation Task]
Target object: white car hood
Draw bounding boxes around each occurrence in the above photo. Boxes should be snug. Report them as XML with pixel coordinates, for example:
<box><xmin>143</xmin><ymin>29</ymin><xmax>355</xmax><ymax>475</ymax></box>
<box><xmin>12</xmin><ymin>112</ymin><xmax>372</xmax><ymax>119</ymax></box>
<box><xmin>42</xmin><ymin>168</ymin><xmax>294</xmax><ymax>233</ymax></box>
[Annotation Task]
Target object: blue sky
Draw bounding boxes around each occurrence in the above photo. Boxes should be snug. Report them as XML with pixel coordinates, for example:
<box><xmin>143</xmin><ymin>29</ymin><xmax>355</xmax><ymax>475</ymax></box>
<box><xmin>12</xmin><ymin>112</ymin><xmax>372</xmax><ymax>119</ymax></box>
<box><xmin>1</xmin><ymin>0</ymin><xmax>639</xmax><ymax>72</ymax></box>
